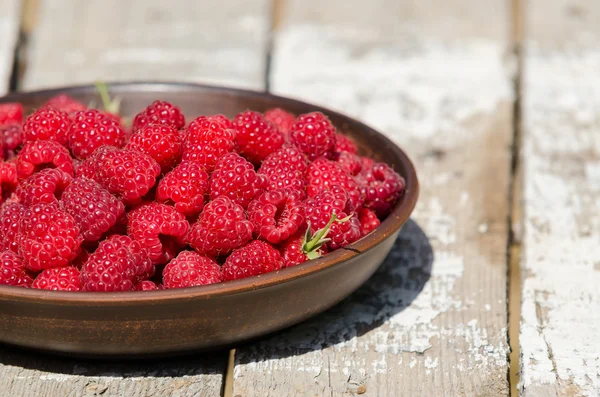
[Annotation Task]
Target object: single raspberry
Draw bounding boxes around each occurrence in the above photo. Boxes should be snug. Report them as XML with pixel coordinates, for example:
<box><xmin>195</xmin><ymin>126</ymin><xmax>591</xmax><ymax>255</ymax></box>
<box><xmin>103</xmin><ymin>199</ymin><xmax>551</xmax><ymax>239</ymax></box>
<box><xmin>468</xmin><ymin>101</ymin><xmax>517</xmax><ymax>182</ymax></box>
<box><xmin>92</xmin><ymin>147</ymin><xmax>160</xmax><ymax>205</ymax></box>
<box><xmin>32</xmin><ymin>266</ymin><xmax>81</xmax><ymax>291</ymax></box>
<box><xmin>248</xmin><ymin>188</ymin><xmax>305</xmax><ymax>244</ymax></box>
<box><xmin>126</xmin><ymin>124</ymin><xmax>182</xmax><ymax>171</ymax></box>
<box><xmin>128</xmin><ymin>203</ymin><xmax>190</xmax><ymax>265</ymax></box>
<box><xmin>0</xmin><ymin>250</ymin><xmax>32</xmax><ymax>287</ymax></box>
<box><xmin>209</xmin><ymin>152</ymin><xmax>267</xmax><ymax>209</ymax></box>
<box><xmin>132</xmin><ymin>100</ymin><xmax>185</xmax><ymax>133</ymax></box>
<box><xmin>182</xmin><ymin>116</ymin><xmax>235</xmax><ymax>172</ymax></box>
<box><xmin>68</xmin><ymin>109</ymin><xmax>126</xmax><ymax>160</ymax></box>
<box><xmin>16</xmin><ymin>168</ymin><xmax>72</xmax><ymax>207</ymax></box>
<box><xmin>1</xmin><ymin>124</ymin><xmax>23</xmax><ymax>154</ymax></box>
<box><xmin>334</xmin><ymin>133</ymin><xmax>358</xmax><ymax>154</ymax></box>
<box><xmin>258</xmin><ymin>145</ymin><xmax>308</xmax><ymax>192</ymax></box>
<box><xmin>134</xmin><ymin>280</ymin><xmax>158</xmax><ymax>291</ymax></box>
<box><xmin>290</xmin><ymin>112</ymin><xmax>336</xmax><ymax>161</ymax></box>
<box><xmin>60</xmin><ymin>177</ymin><xmax>125</xmax><ymax>242</ymax></box>
<box><xmin>18</xmin><ymin>203</ymin><xmax>82</xmax><ymax>271</ymax></box>
<box><xmin>264</xmin><ymin>108</ymin><xmax>295</xmax><ymax>138</ymax></box>
<box><xmin>335</xmin><ymin>151</ymin><xmax>363</xmax><ymax>176</ymax></box>
<box><xmin>22</xmin><ymin>107</ymin><xmax>71</xmax><ymax>145</ymax></box>
<box><xmin>357</xmin><ymin>163</ymin><xmax>405</xmax><ymax>217</ymax></box>
<box><xmin>358</xmin><ymin>208</ymin><xmax>380</xmax><ymax>236</ymax></box>
<box><xmin>306</xmin><ymin>158</ymin><xmax>363</xmax><ymax>212</ymax></box>
<box><xmin>16</xmin><ymin>140</ymin><xmax>74</xmax><ymax>180</ymax></box>
<box><xmin>0</xmin><ymin>160</ymin><xmax>17</xmax><ymax>200</ymax></box>
<box><xmin>0</xmin><ymin>201</ymin><xmax>24</xmax><ymax>253</ymax></box>
<box><xmin>44</xmin><ymin>94</ymin><xmax>87</xmax><ymax>115</ymax></box>
<box><xmin>188</xmin><ymin>196</ymin><xmax>252</xmax><ymax>257</ymax></box>
<box><xmin>233</xmin><ymin>110</ymin><xmax>284</xmax><ymax>164</ymax></box>
<box><xmin>0</xmin><ymin>103</ymin><xmax>23</xmax><ymax>126</ymax></box>
<box><xmin>279</xmin><ymin>226</ymin><xmax>330</xmax><ymax>268</ymax></box>
<box><xmin>208</xmin><ymin>114</ymin><xmax>233</xmax><ymax>129</ymax></box>
<box><xmin>156</xmin><ymin>161</ymin><xmax>208</xmax><ymax>217</ymax></box>
<box><xmin>75</xmin><ymin>145</ymin><xmax>119</xmax><ymax>179</ymax></box>
<box><xmin>163</xmin><ymin>251</ymin><xmax>222</xmax><ymax>289</ymax></box>
<box><xmin>81</xmin><ymin>234</ymin><xmax>153</xmax><ymax>292</ymax></box>
<box><xmin>222</xmin><ymin>240</ymin><xmax>283</xmax><ymax>281</ymax></box>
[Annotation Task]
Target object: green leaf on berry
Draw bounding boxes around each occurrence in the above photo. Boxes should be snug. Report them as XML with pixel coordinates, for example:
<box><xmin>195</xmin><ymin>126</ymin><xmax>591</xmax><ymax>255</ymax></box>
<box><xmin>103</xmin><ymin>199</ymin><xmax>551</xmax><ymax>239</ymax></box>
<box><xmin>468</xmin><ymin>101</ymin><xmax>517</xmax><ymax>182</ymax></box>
<box><xmin>302</xmin><ymin>212</ymin><xmax>352</xmax><ymax>260</ymax></box>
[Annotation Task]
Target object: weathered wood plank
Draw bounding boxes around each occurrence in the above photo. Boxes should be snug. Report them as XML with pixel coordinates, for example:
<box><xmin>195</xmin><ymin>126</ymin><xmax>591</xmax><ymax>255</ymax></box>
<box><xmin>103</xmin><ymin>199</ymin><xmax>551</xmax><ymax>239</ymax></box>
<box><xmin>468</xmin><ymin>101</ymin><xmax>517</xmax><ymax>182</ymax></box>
<box><xmin>0</xmin><ymin>0</ymin><xmax>21</xmax><ymax>94</ymax></box>
<box><xmin>23</xmin><ymin>0</ymin><xmax>271</xmax><ymax>90</ymax></box>
<box><xmin>520</xmin><ymin>1</ymin><xmax>600</xmax><ymax>396</ymax></box>
<box><xmin>232</xmin><ymin>0</ymin><xmax>514</xmax><ymax>395</ymax></box>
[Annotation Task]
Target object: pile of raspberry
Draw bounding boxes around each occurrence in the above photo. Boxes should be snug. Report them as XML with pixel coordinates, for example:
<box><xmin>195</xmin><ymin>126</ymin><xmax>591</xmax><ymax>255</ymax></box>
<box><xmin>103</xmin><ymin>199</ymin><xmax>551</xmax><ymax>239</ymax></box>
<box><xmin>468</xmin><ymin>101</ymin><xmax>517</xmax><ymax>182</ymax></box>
<box><xmin>0</xmin><ymin>93</ymin><xmax>405</xmax><ymax>292</ymax></box>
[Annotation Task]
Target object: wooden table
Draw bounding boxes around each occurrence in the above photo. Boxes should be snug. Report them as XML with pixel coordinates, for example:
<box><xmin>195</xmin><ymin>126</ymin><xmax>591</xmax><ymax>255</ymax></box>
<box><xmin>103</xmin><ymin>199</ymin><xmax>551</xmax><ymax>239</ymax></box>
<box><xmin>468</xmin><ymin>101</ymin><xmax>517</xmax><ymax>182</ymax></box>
<box><xmin>0</xmin><ymin>0</ymin><xmax>598</xmax><ymax>396</ymax></box>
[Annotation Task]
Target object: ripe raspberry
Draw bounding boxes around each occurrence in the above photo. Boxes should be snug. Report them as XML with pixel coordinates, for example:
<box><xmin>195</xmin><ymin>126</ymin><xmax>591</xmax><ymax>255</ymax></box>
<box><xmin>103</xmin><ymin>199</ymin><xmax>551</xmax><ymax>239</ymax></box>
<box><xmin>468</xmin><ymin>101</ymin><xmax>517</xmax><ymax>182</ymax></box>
<box><xmin>134</xmin><ymin>280</ymin><xmax>158</xmax><ymax>291</ymax></box>
<box><xmin>75</xmin><ymin>145</ymin><xmax>119</xmax><ymax>179</ymax></box>
<box><xmin>32</xmin><ymin>266</ymin><xmax>81</xmax><ymax>291</ymax></box>
<box><xmin>182</xmin><ymin>116</ymin><xmax>235</xmax><ymax>172</ymax></box>
<box><xmin>92</xmin><ymin>147</ymin><xmax>160</xmax><ymax>205</ymax></box>
<box><xmin>22</xmin><ymin>107</ymin><xmax>71</xmax><ymax>145</ymax></box>
<box><xmin>233</xmin><ymin>110</ymin><xmax>284</xmax><ymax>164</ymax></box>
<box><xmin>132</xmin><ymin>100</ymin><xmax>185</xmax><ymax>133</ymax></box>
<box><xmin>0</xmin><ymin>250</ymin><xmax>32</xmax><ymax>287</ymax></box>
<box><xmin>258</xmin><ymin>145</ymin><xmax>308</xmax><ymax>192</ymax></box>
<box><xmin>0</xmin><ymin>103</ymin><xmax>23</xmax><ymax>126</ymax></box>
<box><xmin>81</xmin><ymin>234</ymin><xmax>153</xmax><ymax>292</ymax></box>
<box><xmin>358</xmin><ymin>208</ymin><xmax>380</xmax><ymax>236</ymax></box>
<box><xmin>264</xmin><ymin>108</ymin><xmax>295</xmax><ymax>138</ymax></box>
<box><xmin>18</xmin><ymin>203</ymin><xmax>82</xmax><ymax>271</ymax></box>
<box><xmin>208</xmin><ymin>114</ymin><xmax>233</xmax><ymax>129</ymax></box>
<box><xmin>222</xmin><ymin>240</ymin><xmax>283</xmax><ymax>281</ymax></box>
<box><xmin>306</xmin><ymin>158</ymin><xmax>363</xmax><ymax>212</ymax></box>
<box><xmin>68</xmin><ymin>109</ymin><xmax>126</xmax><ymax>159</ymax></box>
<box><xmin>357</xmin><ymin>163</ymin><xmax>405</xmax><ymax>217</ymax></box>
<box><xmin>156</xmin><ymin>161</ymin><xmax>208</xmax><ymax>217</ymax></box>
<box><xmin>209</xmin><ymin>153</ymin><xmax>267</xmax><ymax>209</ymax></box>
<box><xmin>279</xmin><ymin>228</ymin><xmax>328</xmax><ymax>268</ymax></box>
<box><xmin>128</xmin><ymin>203</ymin><xmax>190</xmax><ymax>265</ymax></box>
<box><xmin>335</xmin><ymin>151</ymin><xmax>362</xmax><ymax>176</ymax></box>
<box><xmin>126</xmin><ymin>124</ymin><xmax>182</xmax><ymax>171</ymax></box>
<box><xmin>248</xmin><ymin>188</ymin><xmax>305</xmax><ymax>244</ymax></box>
<box><xmin>334</xmin><ymin>133</ymin><xmax>358</xmax><ymax>154</ymax></box>
<box><xmin>0</xmin><ymin>201</ymin><xmax>24</xmax><ymax>253</ymax></box>
<box><xmin>16</xmin><ymin>168</ymin><xmax>72</xmax><ymax>207</ymax></box>
<box><xmin>290</xmin><ymin>112</ymin><xmax>336</xmax><ymax>161</ymax></box>
<box><xmin>163</xmin><ymin>251</ymin><xmax>222</xmax><ymax>289</ymax></box>
<box><xmin>60</xmin><ymin>177</ymin><xmax>125</xmax><ymax>242</ymax></box>
<box><xmin>44</xmin><ymin>94</ymin><xmax>87</xmax><ymax>115</ymax></box>
<box><xmin>1</xmin><ymin>124</ymin><xmax>23</xmax><ymax>154</ymax></box>
<box><xmin>16</xmin><ymin>140</ymin><xmax>74</xmax><ymax>180</ymax></box>
<box><xmin>0</xmin><ymin>161</ymin><xmax>17</xmax><ymax>200</ymax></box>
<box><xmin>361</xmin><ymin>156</ymin><xmax>375</xmax><ymax>170</ymax></box>
<box><xmin>188</xmin><ymin>196</ymin><xmax>252</xmax><ymax>257</ymax></box>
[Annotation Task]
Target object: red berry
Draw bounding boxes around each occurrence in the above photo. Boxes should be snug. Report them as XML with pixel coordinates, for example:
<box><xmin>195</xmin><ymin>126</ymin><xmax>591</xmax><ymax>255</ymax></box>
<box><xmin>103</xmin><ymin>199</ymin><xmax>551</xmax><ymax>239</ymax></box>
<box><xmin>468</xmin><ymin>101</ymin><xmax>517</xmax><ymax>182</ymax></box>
<box><xmin>306</xmin><ymin>158</ymin><xmax>363</xmax><ymax>212</ymax></box>
<box><xmin>16</xmin><ymin>140</ymin><xmax>74</xmax><ymax>180</ymax></box>
<box><xmin>132</xmin><ymin>100</ymin><xmax>185</xmax><ymax>133</ymax></box>
<box><xmin>0</xmin><ymin>160</ymin><xmax>17</xmax><ymax>200</ymax></box>
<box><xmin>233</xmin><ymin>110</ymin><xmax>284</xmax><ymax>164</ymax></box>
<box><xmin>357</xmin><ymin>163</ymin><xmax>405</xmax><ymax>217</ymax></box>
<box><xmin>209</xmin><ymin>152</ymin><xmax>267</xmax><ymax>209</ymax></box>
<box><xmin>16</xmin><ymin>168</ymin><xmax>72</xmax><ymax>207</ymax></box>
<box><xmin>361</xmin><ymin>156</ymin><xmax>375</xmax><ymax>170</ymax></box>
<box><xmin>0</xmin><ymin>201</ymin><xmax>24</xmax><ymax>253</ymax></box>
<box><xmin>334</xmin><ymin>134</ymin><xmax>358</xmax><ymax>154</ymax></box>
<box><xmin>182</xmin><ymin>116</ymin><xmax>236</xmax><ymax>172</ymax></box>
<box><xmin>18</xmin><ymin>203</ymin><xmax>82</xmax><ymax>271</ymax></box>
<box><xmin>134</xmin><ymin>280</ymin><xmax>158</xmax><ymax>291</ymax></box>
<box><xmin>222</xmin><ymin>240</ymin><xmax>283</xmax><ymax>281</ymax></box>
<box><xmin>68</xmin><ymin>109</ymin><xmax>126</xmax><ymax>160</ymax></box>
<box><xmin>290</xmin><ymin>112</ymin><xmax>336</xmax><ymax>161</ymax></box>
<box><xmin>75</xmin><ymin>145</ymin><xmax>119</xmax><ymax>179</ymax></box>
<box><xmin>60</xmin><ymin>177</ymin><xmax>125</xmax><ymax>242</ymax></box>
<box><xmin>258</xmin><ymin>145</ymin><xmax>308</xmax><ymax>192</ymax></box>
<box><xmin>156</xmin><ymin>161</ymin><xmax>208</xmax><ymax>217</ymax></box>
<box><xmin>81</xmin><ymin>234</ymin><xmax>153</xmax><ymax>292</ymax></box>
<box><xmin>264</xmin><ymin>108</ymin><xmax>295</xmax><ymax>138</ymax></box>
<box><xmin>188</xmin><ymin>196</ymin><xmax>252</xmax><ymax>257</ymax></box>
<box><xmin>44</xmin><ymin>94</ymin><xmax>87</xmax><ymax>115</ymax></box>
<box><xmin>0</xmin><ymin>103</ymin><xmax>23</xmax><ymax>126</ymax></box>
<box><xmin>335</xmin><ymin>151</ymin><xmax>363</xmax><ymax>176</ymax></box>
<box><xmin>248</xmin><ymin>188</ymin><xmax>305</xmax><ymax>244</ymax></box>
<box><xmin>1</xmin><ymin>124</ymin><xmax>23</xmax><ymax>154</ymax></box>
<box><xmin>207</xmin><ymin>114</ymin><xmax>233</xmax><ymax>129</ymax></box>
<box><xmin>279</xmin><ymin>229</ymin><xmax>328</xmax><ymax>268</ymax></box>
<box><xmin>128</xmin><ymin>203</ymin><xmax>190</xmax><ymax>265</ymax></box>
<box><xmin>32</xmin><ymin>266</ymin><xmax>81</xmax><ymax>291</ymax></box>
<box><xmin>22</xmin><ymin>107</ymin><xmax>71</xmax><ymax>145</ymax></box>
<box><xmin>126</xmin><ymin>124</ymin><xmax>182</xmax><ymax>171</ymax></box>
<box><xmin>0</xmin><ymin>250</ymin><xmax>32</xmax><ymax>287</ymax></box>
<box><xmin>358</xmin><ymin>208</ymin><xmax>380</xmax><ymax>236</ymax></box>
<box><xmin>163</xmin><ymin>251</ymin><xmax>222</xmax><ymax>289</ymax></box>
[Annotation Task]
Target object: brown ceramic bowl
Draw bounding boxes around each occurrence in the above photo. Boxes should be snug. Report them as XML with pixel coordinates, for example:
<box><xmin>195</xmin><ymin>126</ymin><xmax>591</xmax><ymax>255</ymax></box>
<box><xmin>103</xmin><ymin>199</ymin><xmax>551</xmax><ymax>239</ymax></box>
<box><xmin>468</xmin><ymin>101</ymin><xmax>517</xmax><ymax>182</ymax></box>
<box><xmin>0</xmin><ymin>83</ymin><xmax>418</xmax><ymax>357</ymax></box>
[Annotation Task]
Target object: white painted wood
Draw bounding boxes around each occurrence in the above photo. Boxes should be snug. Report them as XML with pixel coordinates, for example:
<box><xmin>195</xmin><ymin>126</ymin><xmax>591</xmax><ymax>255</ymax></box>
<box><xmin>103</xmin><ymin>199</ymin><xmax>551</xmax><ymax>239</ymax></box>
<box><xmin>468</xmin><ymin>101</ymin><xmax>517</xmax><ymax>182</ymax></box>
<box><xmin>23</xmin><ymin>0</ymin><xmax>271</xmax><ymax>90</ymax></box>
<box><xmin>232</xmin><ymin>0</ymin><xmax>514</xmax><ymax>395</ymax></box>
<box><xmin>520</xmin><ymin>1</ymin><xmax>600</xmax><ymax>396</ymax></box>
<box><xmin>0</xmin><ymin>0</ymin><xmax>21</xmax><ymax>94</ymax></box>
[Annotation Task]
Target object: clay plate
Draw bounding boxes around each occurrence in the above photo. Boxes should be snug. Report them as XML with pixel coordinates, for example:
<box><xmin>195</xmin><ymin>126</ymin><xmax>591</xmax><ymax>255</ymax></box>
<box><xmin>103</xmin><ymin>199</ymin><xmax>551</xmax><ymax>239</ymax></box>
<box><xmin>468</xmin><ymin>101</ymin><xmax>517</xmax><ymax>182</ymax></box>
<box><xmin>0</xmin><ymin>83</ymin><xmax>419</xmax><ymax>357</ymax></box>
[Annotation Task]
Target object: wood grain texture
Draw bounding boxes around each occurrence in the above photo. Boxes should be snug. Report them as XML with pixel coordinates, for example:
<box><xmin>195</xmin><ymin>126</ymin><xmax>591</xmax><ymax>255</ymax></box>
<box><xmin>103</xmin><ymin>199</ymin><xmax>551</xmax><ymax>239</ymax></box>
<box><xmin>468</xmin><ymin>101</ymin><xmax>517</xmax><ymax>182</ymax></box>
<box><xmin>232</xmin><ymin>0</ymin><xmax>514</xmax><ymax>395</ymax></box>
<box><xmin>22</xmin><ymin>0</ymin><xmax>271</xmax><ymax>90</ymax></box>
<box><xmin>520</xmin><ymin>0</ymin><xmax>600</xmax><ymax>396</ymax></box>
<box><xmin>0</xmin><ymin>0</ymin><xmax>21</xmax><ymax>94</ymax></box>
